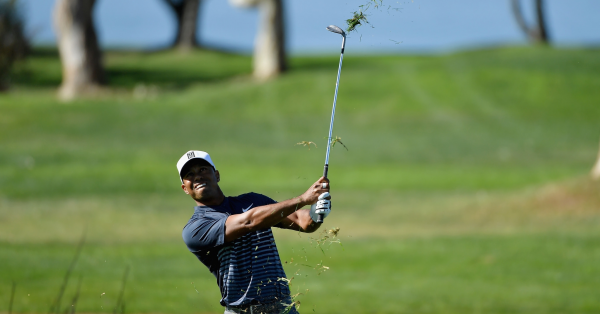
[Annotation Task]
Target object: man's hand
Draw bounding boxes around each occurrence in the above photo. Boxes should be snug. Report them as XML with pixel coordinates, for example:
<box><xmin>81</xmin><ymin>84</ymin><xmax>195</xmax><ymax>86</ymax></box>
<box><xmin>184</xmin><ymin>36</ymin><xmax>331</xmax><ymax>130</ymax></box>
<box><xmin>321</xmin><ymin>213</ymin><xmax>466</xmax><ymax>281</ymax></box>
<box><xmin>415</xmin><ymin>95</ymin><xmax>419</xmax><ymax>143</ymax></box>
<box><xmin>299</xmin><ymin>177</ymin><xmax>330</xmax><ymax>207</ymax></box>
<box><xmin>310</xmin><ymin>192</ymin><xmax>332</xmax><ymax>223</ymax></box>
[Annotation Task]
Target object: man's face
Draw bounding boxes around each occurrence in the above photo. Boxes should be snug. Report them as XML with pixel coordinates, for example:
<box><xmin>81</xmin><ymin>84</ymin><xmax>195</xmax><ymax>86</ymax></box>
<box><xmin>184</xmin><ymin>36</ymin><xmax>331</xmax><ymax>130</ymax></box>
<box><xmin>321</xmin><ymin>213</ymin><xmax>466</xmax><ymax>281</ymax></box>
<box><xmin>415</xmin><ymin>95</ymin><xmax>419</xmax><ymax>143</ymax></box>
<box><xmin>180</xmin><ymin>160</ymin><xmax>222</xmax><ymax>205</ymax></box>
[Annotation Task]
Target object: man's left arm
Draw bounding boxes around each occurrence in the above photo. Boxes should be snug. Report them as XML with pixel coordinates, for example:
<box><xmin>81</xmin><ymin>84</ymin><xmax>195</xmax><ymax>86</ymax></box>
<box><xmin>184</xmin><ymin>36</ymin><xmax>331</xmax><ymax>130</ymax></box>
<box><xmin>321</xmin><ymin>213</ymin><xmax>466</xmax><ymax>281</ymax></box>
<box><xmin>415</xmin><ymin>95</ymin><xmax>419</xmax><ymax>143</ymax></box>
<box><xmin>276</xmin><ymin>209</ymin><xmax>321</xmax><ymax>233</ymax></box>
<box><xmin>276</xmin><ymin>191</ymin><xmax>332</xmax><ymax>232</ymax></box>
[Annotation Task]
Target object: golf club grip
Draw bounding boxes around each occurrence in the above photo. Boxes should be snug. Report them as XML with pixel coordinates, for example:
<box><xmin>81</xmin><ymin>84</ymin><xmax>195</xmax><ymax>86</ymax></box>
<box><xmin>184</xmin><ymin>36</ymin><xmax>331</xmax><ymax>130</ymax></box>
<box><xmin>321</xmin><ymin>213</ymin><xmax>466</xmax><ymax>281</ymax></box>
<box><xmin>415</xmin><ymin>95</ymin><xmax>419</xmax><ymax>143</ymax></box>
<box><xmin>317</xmin><ymin>164</ymin><xmax>329</xmax><ymax>223</ymax></box>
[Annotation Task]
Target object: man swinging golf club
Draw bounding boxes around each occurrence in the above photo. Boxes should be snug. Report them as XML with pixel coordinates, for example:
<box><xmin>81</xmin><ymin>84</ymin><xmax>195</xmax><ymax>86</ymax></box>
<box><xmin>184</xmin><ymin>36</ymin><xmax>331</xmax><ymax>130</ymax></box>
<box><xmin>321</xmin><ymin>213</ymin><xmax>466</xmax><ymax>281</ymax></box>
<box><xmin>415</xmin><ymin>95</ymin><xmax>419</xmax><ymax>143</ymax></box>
<box><xmin>178</xmin><ymin>150</ymin><xmax>332</xmax><ymax>314</ymax></box>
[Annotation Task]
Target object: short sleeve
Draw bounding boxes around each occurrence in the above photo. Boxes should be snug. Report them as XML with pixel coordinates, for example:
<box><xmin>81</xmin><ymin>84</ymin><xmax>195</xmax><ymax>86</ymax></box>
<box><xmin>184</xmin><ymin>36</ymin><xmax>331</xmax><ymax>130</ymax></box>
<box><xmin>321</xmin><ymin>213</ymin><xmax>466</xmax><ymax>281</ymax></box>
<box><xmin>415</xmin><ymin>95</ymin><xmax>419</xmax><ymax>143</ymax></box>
<box><xmin>182</xmin><ymin>214</ymin><xmax>227</xmax><ymax>252</ymax></box>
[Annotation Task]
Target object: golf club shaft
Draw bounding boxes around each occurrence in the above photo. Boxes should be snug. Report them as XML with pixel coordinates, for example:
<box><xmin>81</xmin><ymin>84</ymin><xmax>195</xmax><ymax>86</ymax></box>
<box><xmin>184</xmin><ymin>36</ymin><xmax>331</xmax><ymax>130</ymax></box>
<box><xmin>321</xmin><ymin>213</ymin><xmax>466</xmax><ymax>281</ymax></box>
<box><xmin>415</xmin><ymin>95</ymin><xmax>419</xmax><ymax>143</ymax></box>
<box><xmin>318</xmin><ymin>35</ymin><xmax>346</xmax><ymax>223</ymax></box>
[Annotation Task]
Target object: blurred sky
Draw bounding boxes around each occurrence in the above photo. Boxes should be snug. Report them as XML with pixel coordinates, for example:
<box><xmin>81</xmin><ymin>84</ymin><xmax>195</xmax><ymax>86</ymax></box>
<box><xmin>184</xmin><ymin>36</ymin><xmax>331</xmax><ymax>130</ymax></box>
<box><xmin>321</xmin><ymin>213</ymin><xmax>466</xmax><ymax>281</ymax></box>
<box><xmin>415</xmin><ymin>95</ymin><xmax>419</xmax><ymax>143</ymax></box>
<box><xmin>20</xmin><ymin>0</ymin><xmax>600</xmax><ymax>54</ymax></box>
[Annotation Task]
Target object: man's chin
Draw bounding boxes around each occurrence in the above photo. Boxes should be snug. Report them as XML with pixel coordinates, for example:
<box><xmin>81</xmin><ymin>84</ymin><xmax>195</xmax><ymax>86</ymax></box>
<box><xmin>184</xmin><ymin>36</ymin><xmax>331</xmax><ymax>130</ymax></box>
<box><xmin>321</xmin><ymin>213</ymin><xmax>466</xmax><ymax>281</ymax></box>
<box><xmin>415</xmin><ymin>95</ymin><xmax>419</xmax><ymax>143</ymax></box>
<box><xmin>192</xmin><ymin>191</ymin><xmax>216</xmax><ymax>204</ymax></box>
<box><xmin>192</xmin><ymin>192</ymin><xmax>206</xmax><ymax>202</ymax></box>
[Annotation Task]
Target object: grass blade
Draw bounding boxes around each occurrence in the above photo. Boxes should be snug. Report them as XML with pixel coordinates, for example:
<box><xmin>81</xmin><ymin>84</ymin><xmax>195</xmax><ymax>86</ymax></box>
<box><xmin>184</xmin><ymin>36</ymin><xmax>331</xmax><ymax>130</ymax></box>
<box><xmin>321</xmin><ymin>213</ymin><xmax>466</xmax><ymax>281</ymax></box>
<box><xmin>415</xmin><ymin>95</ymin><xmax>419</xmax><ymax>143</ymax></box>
<box><xmin>113</xmin><ymin>265</ymin><xmax>130</xmax><ymax>314</ymax></box>
<box><xmin>67</xmin><ymin>276</ymin><xmax>83</xmax><ymax>314</ymax></box>
<box><xmin>9</xmin><ymin>281</ymin><xmax>16</xmax><ymax>314</ymax></box>
<box><xmin>48</xmin><ymin>234</ymin><xmax>85</xmax><ymax>314</ymax></box>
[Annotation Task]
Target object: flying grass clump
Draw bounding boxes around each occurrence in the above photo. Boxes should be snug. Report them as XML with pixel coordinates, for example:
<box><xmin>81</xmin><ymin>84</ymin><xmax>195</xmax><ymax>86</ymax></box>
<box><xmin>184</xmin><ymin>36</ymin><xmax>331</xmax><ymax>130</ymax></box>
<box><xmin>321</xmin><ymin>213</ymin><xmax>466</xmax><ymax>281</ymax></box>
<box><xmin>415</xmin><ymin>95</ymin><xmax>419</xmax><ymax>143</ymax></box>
<box><xmin>296</xmin><ymin>141</ymin><xmax>317</xmax><ymax>150</ymax></box>
<box><xmin>369</xmin><ymin>0</ymin><xmax>383</xmax><ymax>8</ymax></box>
<box><xmin>346</xmin><ymin>11</ymin><xmax>368</xmax><ymax>33</ymax></box>
<box><xmin>330</xmin><ymin>136</ymin><xmax>348</xmax><ymax>151</ymax></box>
<box><xmin>279</xmin><ymin>270</ymin><xmax>309</xmax><ymax>313</ymax></box>
<box><xmin>309</xmin><ymin>227</ymin><xmax>343</xmax><ymax>255</ymax></box>
<box><xmin>282</xmin><ymin>287</ymin><xmax>309</xmax><ymax>314</ymax></box>
<box><xmin>327</xmin><ymin>227</ymin><xmax>340</xmax><ymax>237</ymax></box>
<box><xmin>346</xmin><ymin>0</ymin><xmax>382</xmax><ymax>33</ymax></box>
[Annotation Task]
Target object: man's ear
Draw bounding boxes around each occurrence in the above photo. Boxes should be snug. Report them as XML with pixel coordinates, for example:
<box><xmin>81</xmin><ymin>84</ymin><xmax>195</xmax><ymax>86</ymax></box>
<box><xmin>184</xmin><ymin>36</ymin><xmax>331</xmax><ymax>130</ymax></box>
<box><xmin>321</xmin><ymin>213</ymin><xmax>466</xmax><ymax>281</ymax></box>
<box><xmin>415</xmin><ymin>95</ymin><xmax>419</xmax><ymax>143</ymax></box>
<box><xmin>181</xmin><ymin>184</ymin><xmax>190</xmax><ymax>195</ymax></box>
<box><xmin>215</xmin><ymin>170</ymin><xmax>220</xmax><ymax>182</ymax></box>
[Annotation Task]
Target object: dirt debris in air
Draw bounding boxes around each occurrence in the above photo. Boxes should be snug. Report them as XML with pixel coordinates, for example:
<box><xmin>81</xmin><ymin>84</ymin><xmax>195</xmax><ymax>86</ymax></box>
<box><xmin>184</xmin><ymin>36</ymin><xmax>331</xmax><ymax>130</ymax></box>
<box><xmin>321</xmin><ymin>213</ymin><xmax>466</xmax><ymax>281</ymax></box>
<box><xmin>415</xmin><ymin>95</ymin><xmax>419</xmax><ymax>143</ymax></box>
<box><xmin>279</xmin><ymin>228</ymin><xmax>343</xmax><ymax>312</ymax></box>
<box><xmin>311</xmin><ymin>227</ymin><xmax>343</xmax><ymax>254</ymax></box>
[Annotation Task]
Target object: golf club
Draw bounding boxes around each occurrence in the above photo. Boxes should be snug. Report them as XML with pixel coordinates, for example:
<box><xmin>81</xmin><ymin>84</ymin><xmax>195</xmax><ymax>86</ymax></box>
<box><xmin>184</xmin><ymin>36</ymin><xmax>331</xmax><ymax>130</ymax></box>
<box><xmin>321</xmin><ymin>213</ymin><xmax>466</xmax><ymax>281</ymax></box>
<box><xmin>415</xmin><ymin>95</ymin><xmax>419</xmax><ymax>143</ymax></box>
<box><xmin>317</xmin><ymin>25</ymin><xmax>346</xmax><ymax>224</ymax></box>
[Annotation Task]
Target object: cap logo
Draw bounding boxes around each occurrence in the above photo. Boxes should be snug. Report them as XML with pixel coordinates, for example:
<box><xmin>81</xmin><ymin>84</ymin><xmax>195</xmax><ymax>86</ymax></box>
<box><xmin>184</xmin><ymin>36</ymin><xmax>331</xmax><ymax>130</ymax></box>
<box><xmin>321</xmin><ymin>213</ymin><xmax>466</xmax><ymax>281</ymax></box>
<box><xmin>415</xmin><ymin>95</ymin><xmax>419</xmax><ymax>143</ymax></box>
<box><xmin>187</xmin><ymin>152</ymin><xmax>195</xmax><ymax>159</ymax></box>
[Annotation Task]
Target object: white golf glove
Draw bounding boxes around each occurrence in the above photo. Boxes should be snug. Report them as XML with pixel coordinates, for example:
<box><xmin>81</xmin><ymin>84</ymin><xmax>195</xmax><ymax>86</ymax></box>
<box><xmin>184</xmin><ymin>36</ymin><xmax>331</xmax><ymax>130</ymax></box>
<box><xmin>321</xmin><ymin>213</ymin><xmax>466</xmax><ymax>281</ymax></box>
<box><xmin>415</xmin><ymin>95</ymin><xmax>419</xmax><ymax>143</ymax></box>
<box><xmin>310</xmin><ymin>192</ymin><xmax>331</xmax><ymax>223</ymax></box>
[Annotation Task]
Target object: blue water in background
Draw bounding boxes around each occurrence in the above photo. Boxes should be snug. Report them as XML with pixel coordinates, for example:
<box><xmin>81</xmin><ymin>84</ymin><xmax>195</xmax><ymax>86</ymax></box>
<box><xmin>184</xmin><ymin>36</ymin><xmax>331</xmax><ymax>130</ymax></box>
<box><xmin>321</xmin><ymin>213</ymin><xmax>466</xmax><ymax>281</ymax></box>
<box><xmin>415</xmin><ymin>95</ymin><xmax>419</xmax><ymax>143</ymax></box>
<box><xmin>21</xmin><ymin>0</ymin><xmax>600</xmax><ymax>55</ymax></box>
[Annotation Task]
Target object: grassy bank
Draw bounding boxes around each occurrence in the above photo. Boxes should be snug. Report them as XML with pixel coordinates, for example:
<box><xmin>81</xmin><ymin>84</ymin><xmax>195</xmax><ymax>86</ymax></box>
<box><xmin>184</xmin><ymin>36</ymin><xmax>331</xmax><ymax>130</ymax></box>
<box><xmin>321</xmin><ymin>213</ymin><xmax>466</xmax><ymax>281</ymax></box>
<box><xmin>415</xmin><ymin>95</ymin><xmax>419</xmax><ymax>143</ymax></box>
<box><xmin>1</xmin><ymin>47</ymin><xmax>600</xmax><ymax>313</ymax></box>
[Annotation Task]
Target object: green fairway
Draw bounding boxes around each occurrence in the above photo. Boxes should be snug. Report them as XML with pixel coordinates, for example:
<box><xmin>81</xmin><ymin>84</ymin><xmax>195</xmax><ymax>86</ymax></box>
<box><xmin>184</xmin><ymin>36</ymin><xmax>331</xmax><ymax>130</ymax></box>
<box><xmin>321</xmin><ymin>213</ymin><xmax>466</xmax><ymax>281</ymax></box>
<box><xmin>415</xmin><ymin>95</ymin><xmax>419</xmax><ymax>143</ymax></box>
<box><xmin>1</xmin><ymin>47</ymin><xmax>600</xmax><ymax>313</ymax></box>
<box><xmin>4</xmin><ymin>234</ymin><xmax>600</xmax><ymax>313</ymax></box>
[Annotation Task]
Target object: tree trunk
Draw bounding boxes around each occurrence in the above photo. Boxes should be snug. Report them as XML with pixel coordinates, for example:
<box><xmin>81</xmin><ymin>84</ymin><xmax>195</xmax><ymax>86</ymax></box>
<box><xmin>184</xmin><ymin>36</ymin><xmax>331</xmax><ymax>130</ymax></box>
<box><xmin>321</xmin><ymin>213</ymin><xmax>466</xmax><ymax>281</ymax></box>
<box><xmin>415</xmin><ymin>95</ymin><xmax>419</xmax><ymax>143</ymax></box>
<box><xmin>53</xmin><ymin>0</ymin><xmax>105</xmax><ymax>100</ymax></box>
<box><xmin>164</xmin><ymin>0</ymin><xmax>201</xmax><ymax>50</ymax></box>
<box><xmin>510</xmin><ymin>0</ymin><xmax>549</xmax><ymax>44</ymax></box>
<box><xmin>592</xmin><ymin>140</ymin><xmax>600</xmax><ymax>180</ymax></box>
<box><xmin>253</xmin><ymin>0</ymin><xmax>286</xmax><ymax>80</ymax></box>
<box><xmin>534</xmin><ymin>0</ymin><xmax>549</xmax><ymax>43</ymax></box>
<box><xmin>511</xmin><ymin>0</ymin><xmax>533</xmax><ymax>38</ymax></box>
<box><xmin>0</xmin><ymin>0</ymin><xmax>30</xmax><ymax>91</ymax></box>
<box><xmin>229</xmin><ymin>0</ymin><xmax>286</xmax><ymax>80</ymax></box>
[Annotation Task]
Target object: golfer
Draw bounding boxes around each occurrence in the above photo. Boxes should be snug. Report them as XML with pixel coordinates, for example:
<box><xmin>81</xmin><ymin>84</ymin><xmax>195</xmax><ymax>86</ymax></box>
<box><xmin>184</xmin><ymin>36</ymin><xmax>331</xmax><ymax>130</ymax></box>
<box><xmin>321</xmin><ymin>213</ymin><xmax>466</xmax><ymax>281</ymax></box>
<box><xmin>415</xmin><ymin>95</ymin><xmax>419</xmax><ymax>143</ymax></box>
<box><xmin>178</xmin><ymin>150</ymin><xmax>332</xmax><ymax>314</ymax></box>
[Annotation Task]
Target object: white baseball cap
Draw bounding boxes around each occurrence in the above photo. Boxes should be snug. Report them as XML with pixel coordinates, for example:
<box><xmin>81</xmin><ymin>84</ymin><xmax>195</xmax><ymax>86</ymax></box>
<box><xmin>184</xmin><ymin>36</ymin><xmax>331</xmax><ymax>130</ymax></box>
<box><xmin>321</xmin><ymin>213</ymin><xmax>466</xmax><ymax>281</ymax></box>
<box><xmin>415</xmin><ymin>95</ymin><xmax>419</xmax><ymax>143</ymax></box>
<box><xmin>176</xmin><ymin>150</ymin><xmax>216</xmax><ymax>183</ymax></box>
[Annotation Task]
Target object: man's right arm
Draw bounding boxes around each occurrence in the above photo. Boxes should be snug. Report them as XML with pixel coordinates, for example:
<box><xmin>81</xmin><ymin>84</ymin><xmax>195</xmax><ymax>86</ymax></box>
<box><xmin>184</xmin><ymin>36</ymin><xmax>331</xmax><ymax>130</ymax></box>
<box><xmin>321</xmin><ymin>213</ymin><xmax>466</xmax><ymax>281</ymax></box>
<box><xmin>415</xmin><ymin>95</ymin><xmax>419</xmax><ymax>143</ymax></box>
<box><xmin>182</xmin><ymin>216</ymin><xmax>226</xmax><ymax>252</ymax></box>
<box><xmin>224</xmin><ymin>177</ymin><xmax>330</xmax><ymax>243</ymax></box>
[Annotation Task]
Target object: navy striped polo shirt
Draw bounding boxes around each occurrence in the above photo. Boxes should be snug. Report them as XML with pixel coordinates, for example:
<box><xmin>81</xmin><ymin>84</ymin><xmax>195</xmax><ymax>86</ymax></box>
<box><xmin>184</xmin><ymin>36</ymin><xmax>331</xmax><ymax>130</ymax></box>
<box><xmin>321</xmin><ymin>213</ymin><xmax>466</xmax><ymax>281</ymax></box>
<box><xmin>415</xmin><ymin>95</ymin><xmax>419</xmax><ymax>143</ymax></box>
<box><xmin>182</xmin><ymin>193</ymin><xmax>298</xmax><ymax>312</ymax></box>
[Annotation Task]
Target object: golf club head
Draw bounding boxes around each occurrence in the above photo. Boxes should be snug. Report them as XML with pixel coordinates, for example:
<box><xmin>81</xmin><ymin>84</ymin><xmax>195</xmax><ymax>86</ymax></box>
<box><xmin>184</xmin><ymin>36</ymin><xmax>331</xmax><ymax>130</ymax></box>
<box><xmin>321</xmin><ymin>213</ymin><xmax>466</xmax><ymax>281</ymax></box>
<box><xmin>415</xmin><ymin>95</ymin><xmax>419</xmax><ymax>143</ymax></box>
<box><xmin>326</xmin><ymin>25</ymin><xmax>346</xmax><ymax>37</ymax></box>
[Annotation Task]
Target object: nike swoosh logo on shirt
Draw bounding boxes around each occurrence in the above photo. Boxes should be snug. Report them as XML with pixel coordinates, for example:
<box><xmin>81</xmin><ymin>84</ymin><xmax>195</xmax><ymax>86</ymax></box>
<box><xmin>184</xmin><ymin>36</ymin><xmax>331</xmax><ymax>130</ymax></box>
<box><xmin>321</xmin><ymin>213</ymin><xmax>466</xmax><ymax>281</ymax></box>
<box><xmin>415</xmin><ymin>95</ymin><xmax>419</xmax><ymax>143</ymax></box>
<box><xmin>242</xmin><ymin>203</ymin><xmax>253</xmax><ymax>212</ymax></box>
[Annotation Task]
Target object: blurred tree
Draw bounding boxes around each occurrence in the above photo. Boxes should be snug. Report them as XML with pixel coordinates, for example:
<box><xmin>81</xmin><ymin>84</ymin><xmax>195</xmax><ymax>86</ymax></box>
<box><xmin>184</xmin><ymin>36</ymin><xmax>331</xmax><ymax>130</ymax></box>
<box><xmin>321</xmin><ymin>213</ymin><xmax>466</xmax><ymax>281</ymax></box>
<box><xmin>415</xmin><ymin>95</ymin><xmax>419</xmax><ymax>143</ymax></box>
<box><xmin>0</xmin><ymin>0</ymin><xmax>29</xmax><ymax>91</ymax></box>
<box><xmin>511</xmin><ymin>0</ymin><xmax>549</xmax><ymax>44</ymax></box>
<box><xmin>229</xmin><ymin>0</ymin><xmax>286</xmax><ymax>80</ymax></box>
<box><xmin>162</xmin><ymin>0</ymin><xmax>202</xmax><ymax>50</ymax></box>
<box><xmin>54</xmin><ymin>0</ymin><xmax>105</xmax><ymax>100</ymax></box>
